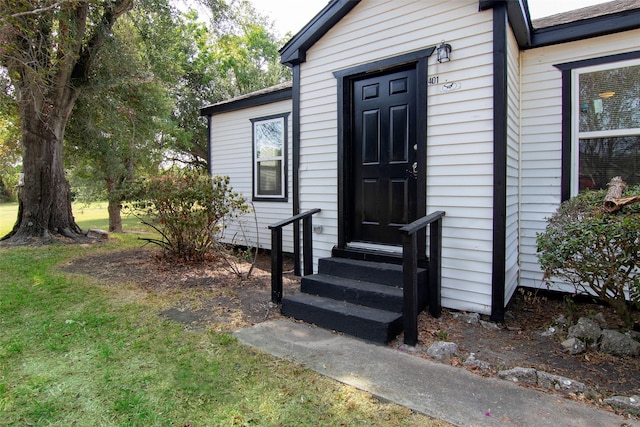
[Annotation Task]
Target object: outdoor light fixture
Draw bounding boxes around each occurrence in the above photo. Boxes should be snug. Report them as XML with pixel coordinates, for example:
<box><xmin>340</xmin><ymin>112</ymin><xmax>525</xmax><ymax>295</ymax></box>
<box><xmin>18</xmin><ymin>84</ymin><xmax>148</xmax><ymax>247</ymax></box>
<box><xmin>437</xmin><ymin>40</ymin><xmax>452</xmax><ymax>63</ymax></box>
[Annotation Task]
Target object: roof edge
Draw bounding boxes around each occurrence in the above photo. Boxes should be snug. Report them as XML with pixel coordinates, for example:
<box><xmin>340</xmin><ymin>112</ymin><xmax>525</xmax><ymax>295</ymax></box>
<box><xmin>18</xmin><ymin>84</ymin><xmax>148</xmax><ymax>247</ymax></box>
<box><xmin>529</xmin><ymin>8</ymin><xmax>640</xmax><ymax>48</ymax></box>
<box><xmin>200</xmin><ymin>82</ymin><xmax>292</xmax><ymax>116</ymax></box>
<box><xmin>279</xmin><ymin>0</ymin><xmax>360</xmax><ymax>67</ymax></box>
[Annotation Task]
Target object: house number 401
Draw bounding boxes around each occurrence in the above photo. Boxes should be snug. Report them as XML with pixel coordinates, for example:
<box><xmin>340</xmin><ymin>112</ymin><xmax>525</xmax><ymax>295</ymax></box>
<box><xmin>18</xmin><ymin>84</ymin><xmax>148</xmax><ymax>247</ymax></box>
<box><xmin>427</xmin><ymin>76</ymin><xmax>439</xmax><ymax>85</ymax></box>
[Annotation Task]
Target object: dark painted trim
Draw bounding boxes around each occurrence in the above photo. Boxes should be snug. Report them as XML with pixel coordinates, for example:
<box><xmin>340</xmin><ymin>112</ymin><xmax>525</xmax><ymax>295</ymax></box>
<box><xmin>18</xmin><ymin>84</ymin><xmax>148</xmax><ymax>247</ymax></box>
<box><xmin>250</xmin><ymin>113</ymin><xmax>290</xmax><ymax>202</ymax></box>
<box><xmin>530</xmin><ymin>9</ymin><xmax>640</xmax><ymax>48</ymax></box>
<box><xmin>479</xmin><ymin>0</ymin><xmax>531</xmax><ymax>47</ymax></box>
<box><xmin>206</xmin><ymin>115</ymin><xmax>212</xmax><ymax>175</ymax></box>
<box><xmin>480</xmin><ymin>0</ymin><xmax>640</xmax><ymax>50</ymax></box>
<box><xmin>333</xmin><ymin>48</ymin><xmax>434</xmax><ymax>250</ymax></box>
<box><xmin>491</xmin><ymin>4</ymin><xmax>508</xmax><ymax>323</ymax></box>
<box><xmin>280</xmin><ymin>0</ymin><xmax>360</xmax><ymax>66</ymax></box>
<box><xmin>292</xmin><ymin>64</ymin><xmax>301</xmax><ymax>275</ymax></box>
<box><xmin>200</xmin><ymin>87</ymin><xmax>291</xmax><ymax>116</ymax></box>
<box><xmin>554</xmin><ymin>50</ymin><xmax>640</xmax><ymax>201</ymax></box>
<box><xmin>560</xmin><ymin>68</ymin><xmax>572</xmax><ymax>202</ymax></box>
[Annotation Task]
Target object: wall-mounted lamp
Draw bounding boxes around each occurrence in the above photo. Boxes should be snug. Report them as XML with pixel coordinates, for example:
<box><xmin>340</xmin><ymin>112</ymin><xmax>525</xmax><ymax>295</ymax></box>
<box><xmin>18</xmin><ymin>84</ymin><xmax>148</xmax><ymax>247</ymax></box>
<box><xmin>437</xmin><ymin>41</ymin><xmax>452</xmax><ymax>63</ymax></box>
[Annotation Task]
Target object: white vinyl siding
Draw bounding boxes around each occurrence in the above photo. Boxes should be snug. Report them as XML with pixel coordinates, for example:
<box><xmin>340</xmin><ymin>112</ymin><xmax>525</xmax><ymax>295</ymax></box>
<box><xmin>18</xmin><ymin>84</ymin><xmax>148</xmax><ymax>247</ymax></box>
<box><xmin>505</xmin><ymin>26</ymin><xmax>520</xmax><ymax>305</ymax></box>
<box><xmin>209</xmin><ymin>99</ymin><xmax>293</xmax><ymax>252</ymax></box>
<box><xmin>520</xmin><ymin>29</ymin><xmax>640</xmax><ymax>291</ymax></box>
<box><xmin>298</xmin><ymin>0</ymin><xmax>495</xmax><ymax>314</ymax></box>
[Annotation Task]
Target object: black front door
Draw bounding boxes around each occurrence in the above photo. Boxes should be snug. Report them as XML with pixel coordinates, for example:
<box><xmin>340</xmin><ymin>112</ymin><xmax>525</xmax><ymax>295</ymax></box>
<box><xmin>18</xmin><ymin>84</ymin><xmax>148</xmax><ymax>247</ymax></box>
<box><xmin>350</xmin><ymin>67</ymin><xmax>418</xmax><ymax>246</ymax></box>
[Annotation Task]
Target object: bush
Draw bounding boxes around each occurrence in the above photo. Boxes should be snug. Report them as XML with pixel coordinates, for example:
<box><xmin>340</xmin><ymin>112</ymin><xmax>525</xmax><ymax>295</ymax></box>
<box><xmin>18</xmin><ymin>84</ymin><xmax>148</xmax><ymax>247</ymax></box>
<box><xmin>125</xmin><ymin>171</ymin><xmax>249</xmax><ymax>262</ymax></box>
<box><xmin>536</xmin><ymin>186</ymin><xmax>640</xmax><ymax>328</ymax></box>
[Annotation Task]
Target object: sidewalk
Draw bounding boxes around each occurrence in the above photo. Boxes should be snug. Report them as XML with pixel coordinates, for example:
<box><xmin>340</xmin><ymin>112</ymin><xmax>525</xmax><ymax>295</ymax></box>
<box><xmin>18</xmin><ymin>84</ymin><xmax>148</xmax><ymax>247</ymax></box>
<box><xmin>234</xmin><ymin>319</ymin><xmax>638</xmax><ymax>427</ymax></box>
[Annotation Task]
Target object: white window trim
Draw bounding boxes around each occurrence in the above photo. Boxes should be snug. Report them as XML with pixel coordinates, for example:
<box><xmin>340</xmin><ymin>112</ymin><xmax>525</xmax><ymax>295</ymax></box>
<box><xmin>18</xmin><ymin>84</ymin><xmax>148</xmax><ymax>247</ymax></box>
<box><xmin>252</xmin><ymin>116</ymin><xmax>286</xmax><ymax>200</ymax></box>
<box><xmin>570</xmin><ymin>58</ymin><xmax>640</xmax><ymax>196</ymax></box>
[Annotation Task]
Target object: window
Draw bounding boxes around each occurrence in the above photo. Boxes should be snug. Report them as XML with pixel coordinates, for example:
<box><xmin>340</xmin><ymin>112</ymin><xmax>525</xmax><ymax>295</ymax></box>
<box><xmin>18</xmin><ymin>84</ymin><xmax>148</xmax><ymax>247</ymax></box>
<box><xmin>571</xmin><ymin>59</ymin><xmax>640</xmax><ymax>194</ymax></box>
<box><xmin>252</xmin><ymin>114</ymin><xmax>287</xmax><ymax>200</ymax></box>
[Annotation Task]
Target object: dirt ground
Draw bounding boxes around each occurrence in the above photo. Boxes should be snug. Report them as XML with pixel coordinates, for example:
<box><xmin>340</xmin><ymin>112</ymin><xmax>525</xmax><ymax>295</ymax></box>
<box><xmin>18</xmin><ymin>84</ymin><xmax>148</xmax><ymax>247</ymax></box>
<box><xmin>60</xmin><ymin>247</ymin><xmax>640</xmax><ymax>405</ymax></box>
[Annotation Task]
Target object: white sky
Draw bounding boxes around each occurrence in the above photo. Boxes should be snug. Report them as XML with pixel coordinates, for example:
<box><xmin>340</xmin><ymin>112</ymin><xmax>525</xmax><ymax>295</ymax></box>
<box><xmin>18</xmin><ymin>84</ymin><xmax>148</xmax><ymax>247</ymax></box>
<box><xmin>249</xmin><ymin>0</ymin><xmax>612</xmax><ymax>37</ymax></box>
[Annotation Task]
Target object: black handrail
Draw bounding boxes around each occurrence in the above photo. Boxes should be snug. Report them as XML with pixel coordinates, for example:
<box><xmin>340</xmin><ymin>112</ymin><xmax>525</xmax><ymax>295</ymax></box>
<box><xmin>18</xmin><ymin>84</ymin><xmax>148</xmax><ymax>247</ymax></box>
<box><xmin>400</xmin><ymin>210</ymin><xmax>445</xmax><ymax>346</ymax></box>
<box><xmin>268</xmin><ymin>208</ymin><xmax>321</xmax><ymax>304</ymax></box>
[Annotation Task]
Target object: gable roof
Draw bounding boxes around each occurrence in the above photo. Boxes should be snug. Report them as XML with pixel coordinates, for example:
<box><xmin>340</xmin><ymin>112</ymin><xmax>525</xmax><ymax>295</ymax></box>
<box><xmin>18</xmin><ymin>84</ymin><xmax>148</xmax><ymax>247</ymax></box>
<box><xmin>280</xmin><ymin>0</ymin><xmax>640</xmax><ymax>66</ymax></box>
<box><xmin>279</xmin><ymin>0</ymin><xmax>360</xmax><ymax>67</ymax></box>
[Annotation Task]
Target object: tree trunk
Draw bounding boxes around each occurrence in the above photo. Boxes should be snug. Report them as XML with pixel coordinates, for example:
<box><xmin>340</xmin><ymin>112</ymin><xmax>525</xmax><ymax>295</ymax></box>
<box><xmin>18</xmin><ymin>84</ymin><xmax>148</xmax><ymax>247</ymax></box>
<box><xmin>106</xmin><ymin>177</ymin><xmax>123</xmax><ymax>233</ymax></box>
<box><xmin>1</xmin><ymin>100</ymin><xmax>82</xmax><ymax>243</ymax></box>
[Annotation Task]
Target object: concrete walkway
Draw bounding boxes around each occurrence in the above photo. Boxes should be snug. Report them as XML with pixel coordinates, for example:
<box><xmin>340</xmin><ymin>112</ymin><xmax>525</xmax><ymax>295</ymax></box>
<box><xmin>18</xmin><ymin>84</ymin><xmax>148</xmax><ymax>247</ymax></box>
<box><xmin>233</xmin><ymin>319</ymin><xmax>638</xmax><ymax>427</ymax></box>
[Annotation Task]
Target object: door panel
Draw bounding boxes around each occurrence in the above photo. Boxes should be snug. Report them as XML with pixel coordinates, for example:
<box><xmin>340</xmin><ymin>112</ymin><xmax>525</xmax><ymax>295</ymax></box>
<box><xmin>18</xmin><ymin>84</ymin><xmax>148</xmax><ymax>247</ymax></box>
<box><xmin>351</xmin><ymin>68</ymin><xmax>417</xmax><ymax>245</ymax></box>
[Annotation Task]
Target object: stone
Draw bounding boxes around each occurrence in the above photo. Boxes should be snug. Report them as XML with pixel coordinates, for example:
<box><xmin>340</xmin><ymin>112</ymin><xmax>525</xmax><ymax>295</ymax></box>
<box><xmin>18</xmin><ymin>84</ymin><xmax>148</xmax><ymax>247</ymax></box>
<box><xmin>629</xmin><ymin>330</ymin><xmax>640</xmax><ymax>342</ymax></box>
<box><xmin>599</xmin><ymin>329</ymin><xmax>640</xmax><ymax>357</ymax></box>
<box><xmin>539</xmin><ymin>326</ymin><xmax>559</xmax><ymax>337</ymax></box>
<box><xmin>604</xmin><ymin>395</ymin><xmax>640</xmax><ymax>412</ymax></box>
<box><xmin>592</xmin><ymin>312</ymin><xmax>607</xmax><ymax>327</ymax></box>
<box><xmin>452</xmin><ymin>312</ymin><xmax>480</xmax><ymax>324</ymax></box>
<box><xmin>553</xmin><ymin>315</ymin><xmax>567</xmax><ymax>326</ymax></box>
<box><xmin>567</xmin><ymin>317</ymin><xmax>602</xmax><ymax>344</ymax></box>
<box><xmin>561</xmin><ymin>337</ymin><xmax>586</xmax><ymax>355</ymax></box>
<box><xmin>86</xmin><ymin>228</ymin><xmax>109</xmax><ymax>240</ymax></box>
<box><xmin>537</xmin><ymin>371</ymin><xmax>587</xmax><ymax>394</ymax></box>
<box><xmin>426</xmin><ymin>341</ymin><xmax>458</xmax><ymax>361</ymax></box>
<box><xmin>463</xmin><ymin>353</ymin><xmax>491</xmax><ymax>371</ymax></box>
<box><xmin>497</xmin><ymin>367</ymin><xmax>537</xmax><ymax>386</ymax></box>
<box><xmin>479</xmin><ymin>320</ymin><xmax>501</xmax><ymax>331</ymax></box>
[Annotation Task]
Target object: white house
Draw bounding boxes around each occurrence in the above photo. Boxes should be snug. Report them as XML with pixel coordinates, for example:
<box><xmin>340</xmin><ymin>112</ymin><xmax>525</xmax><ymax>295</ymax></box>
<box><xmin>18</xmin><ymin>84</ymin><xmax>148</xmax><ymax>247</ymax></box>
<box><xmin>201</xmin><ymin>0</ymin><xmax>640</xmax><ymax>342</ymax></box>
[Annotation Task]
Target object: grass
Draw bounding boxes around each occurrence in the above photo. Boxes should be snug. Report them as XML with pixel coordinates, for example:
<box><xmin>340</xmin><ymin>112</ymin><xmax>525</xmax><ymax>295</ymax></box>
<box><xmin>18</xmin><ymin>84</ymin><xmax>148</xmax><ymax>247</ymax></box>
<box><xmin>0</xmin><ymin>202</ymin><xmax>148</xmax><ymax>237</ymax></box>
<box><xmin>0</xmin><ymin>206</ymin><xmax>447</xmax><ymax>426</ymax></box>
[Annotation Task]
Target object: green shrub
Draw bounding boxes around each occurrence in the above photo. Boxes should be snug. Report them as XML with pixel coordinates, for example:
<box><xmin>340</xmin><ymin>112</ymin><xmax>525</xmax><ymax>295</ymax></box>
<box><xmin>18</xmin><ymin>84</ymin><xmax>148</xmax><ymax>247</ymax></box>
<box><xmin>125</xmin><ymin>171</ymin><xmax>249</xmax><ymax>262</ymax></box>
<box><xmin>536</xmin><ymin>186</ymin><xmax>640</xmax><ymax>327</ymax></box>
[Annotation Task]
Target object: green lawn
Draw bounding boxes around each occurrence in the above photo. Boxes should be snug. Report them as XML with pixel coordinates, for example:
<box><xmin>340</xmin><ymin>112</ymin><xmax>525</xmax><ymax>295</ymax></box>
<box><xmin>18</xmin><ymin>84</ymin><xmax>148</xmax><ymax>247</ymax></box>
<box><xmin>0</xmin><ymin>202</ymin><xmax>148</xmax><ymax>237</ymax></box>
<box><xmin>0</xmin><ymin>207</ymin><xmax>446</xmax><ymax>426</ymax></box>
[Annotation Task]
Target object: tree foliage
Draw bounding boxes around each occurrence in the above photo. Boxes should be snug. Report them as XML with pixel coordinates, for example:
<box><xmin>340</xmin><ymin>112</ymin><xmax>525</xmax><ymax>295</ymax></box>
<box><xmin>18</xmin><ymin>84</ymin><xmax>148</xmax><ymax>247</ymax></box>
<box><xmin>124</xmin><ymin>171</ymin><xmax>249</xmax><ymax>262</ymax></box>
<box><xmin>537</xmin><ymin>187</ymin><xmax>640</xmax><ymax>327</ymax></box>
<box><xmin>65</xmin><ymin>8</ymin><xmax>174</xmax><ymax>231</ymax></box>
<box><xmin>0</xmin><ymin>70</ymin><xmax>20</xmax><ymax>202</ymax></box>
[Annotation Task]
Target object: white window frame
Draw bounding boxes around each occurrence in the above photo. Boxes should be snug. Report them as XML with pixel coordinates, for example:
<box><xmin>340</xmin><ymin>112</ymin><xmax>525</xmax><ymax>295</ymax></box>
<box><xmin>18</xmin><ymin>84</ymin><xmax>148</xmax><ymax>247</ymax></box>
<box><xmin>570</xmin><ymin>58</ymin><xmax>640</xmax><ymax>196</ymax></box>
<box><xmin>252</xmin><ymin>115</ymin><xmax>287</xmax><ymax>200</ymax></box>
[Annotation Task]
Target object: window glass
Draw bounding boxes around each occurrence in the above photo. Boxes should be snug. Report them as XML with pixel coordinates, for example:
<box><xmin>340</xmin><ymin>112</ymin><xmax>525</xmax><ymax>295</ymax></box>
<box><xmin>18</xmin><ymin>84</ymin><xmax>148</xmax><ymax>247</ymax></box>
<box><xmin>256</xmin><ymin>121</ymin><xmax>283</xmax><ymax>158</ymax></box>
<box><xmin>579</xmin><ymin>64</ymin><xmax>640</xmax><ymax>132</ymax></box>
<box><xmin>257</xmin><ymin>160</ymin><xmax>282</xmax><ymax>195</ymax></box>
<box><xmin>574</xmin><ymin>60</ymin><xmax>640</xmax><ymax>193</ymax></box>
<box><xmin>253</xmin><ymin>115</ymin><xmax>286</xmax><ymax>199</ymax></box>
<box><xmin>579</xmin><ymin>136</ymin><xmax>640</xmax><ymax>191</ymax></box>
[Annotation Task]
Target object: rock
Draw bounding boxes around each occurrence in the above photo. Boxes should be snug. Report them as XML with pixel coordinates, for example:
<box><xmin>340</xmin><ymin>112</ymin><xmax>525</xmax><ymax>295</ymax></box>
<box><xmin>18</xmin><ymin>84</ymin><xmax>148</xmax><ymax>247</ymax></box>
<box><xmin>553</xmin><ymin>315</ymin><xmax>567</xmax><ymax>326</ymax></box>
<box><xmin>497</xmin><ymin>367</ymin><xmax>537</xmax><ymax>386</ymax></box>
<box><xmin>592</xmin><ymin>312</ymin><xmax>607</xmax><ymax>327</ymax></box>
<box><xmin>463</xmin><ymin>353</ymin><xmax>491</xmax><ymax>371</ymax></box>
<box><xmin>561</xmin><ymin>337</ymin><xmax>586</xmax><ymax>355</ymax></box>
<box><xmin>568</xmin><ymin>317</ymin><xmax>602</xmax><ymax>344</ymax></box>
<box><xmin>479</xmin><ymin>320</ymin><xmax>501</xmax><ymax>331</ymax></box>
<box><xmin>537</xmin><ymin>371</ymin><xmax>587</xmax><ymax>394</ymax></box>
<box><xmin>599</xmin><ymin>329</ymin><xmax>640</xmax><ymax>357</ymax></box>
<box><xmin>452</xmin><ymin>312</ymin><xmax>480</xmax><ymax>324</ymax></box>
<box><xmin>426</xmin><ymin>341</ymin><xmax>458</xmax><ymax>361</ymax></box>
<box><xmin>539</xmin><ymin>326</ymin><xmax>559</xmax><ymax>337</ymax></box>
<box><xmin>604</xmin><ymin>395</ymin><xmax>640</xmax><ymax>412</ymax></box>
<box><xmin>86</xmin><ymin>228</ymin><xmax>109</xmax><ymax>240</ymax></box>
<box><xmin>629</xmin><ymin>330</ymin><xmax>640</xmax><ymax>343</ymax></box>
